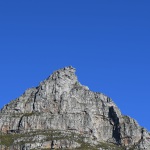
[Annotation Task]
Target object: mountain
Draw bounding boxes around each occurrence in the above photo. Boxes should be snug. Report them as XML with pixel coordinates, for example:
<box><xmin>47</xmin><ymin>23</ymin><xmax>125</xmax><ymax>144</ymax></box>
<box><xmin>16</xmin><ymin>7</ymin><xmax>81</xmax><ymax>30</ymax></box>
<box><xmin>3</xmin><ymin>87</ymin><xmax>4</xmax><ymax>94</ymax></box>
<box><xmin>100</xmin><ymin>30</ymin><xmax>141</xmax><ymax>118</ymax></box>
<box><xmin>0</xmin><ymin>66</ymin><xmax>150</xmax><ymax>150</ymax></box>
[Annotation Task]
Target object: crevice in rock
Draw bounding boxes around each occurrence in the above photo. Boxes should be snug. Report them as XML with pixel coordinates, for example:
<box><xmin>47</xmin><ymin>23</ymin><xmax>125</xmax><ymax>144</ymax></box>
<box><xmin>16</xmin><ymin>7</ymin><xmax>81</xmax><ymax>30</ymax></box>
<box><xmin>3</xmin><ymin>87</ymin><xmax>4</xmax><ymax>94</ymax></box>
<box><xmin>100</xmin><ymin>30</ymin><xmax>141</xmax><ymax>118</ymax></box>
<box><xmin>51</xmin><ymin>140</ymin><xmax>54</xmax><ymax>149</ymax></box>
<box><xmin>109</xmin><ymin>106</ymin><xmax>121</xmax><ymax>144</ymax></box>
<box><xmin>32</xmin><ymin>88</ymin><xmax>39</xmax><ymax>112</ymax></box>
<box><xmin>17</xmin><ymin>115</ymin><xmax>24</xmax><ymax>131</ymax></box>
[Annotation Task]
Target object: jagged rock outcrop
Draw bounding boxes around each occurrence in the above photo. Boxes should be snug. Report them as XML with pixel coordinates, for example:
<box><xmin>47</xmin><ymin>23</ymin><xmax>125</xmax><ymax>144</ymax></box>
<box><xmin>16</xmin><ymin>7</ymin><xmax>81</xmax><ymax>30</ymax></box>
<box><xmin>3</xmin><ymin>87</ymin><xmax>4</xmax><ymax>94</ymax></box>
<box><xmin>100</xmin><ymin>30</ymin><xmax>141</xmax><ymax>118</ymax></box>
<box><xmin>0</xmin><ymin>66</ymin><xmax>150</xmax><ymax>150</ymax></box>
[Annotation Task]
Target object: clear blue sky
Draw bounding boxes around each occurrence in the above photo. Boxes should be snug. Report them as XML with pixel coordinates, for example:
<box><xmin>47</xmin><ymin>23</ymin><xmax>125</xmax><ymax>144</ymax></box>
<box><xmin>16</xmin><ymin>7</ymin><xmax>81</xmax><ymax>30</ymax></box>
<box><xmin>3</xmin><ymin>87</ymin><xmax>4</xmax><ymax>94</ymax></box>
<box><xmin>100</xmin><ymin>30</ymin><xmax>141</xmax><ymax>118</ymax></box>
<box><xmin>0</xmin><ymin>1</ymin><xmax>150</xmax><ymax>130</ymax></box>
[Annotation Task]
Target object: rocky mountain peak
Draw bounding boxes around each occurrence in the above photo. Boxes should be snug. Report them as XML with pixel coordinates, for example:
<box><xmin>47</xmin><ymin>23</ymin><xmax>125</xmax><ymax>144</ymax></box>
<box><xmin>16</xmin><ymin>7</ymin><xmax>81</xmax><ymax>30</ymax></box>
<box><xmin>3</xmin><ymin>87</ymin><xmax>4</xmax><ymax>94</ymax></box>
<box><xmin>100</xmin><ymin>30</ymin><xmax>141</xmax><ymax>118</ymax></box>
<box><xmin>47</xmin><ymin>66</ymin><xmax>76</xmax><ymax>81</ymax></box>
<box><xmin>0</xmin><ymin>66</ymin><xmax>150</xmax><ymax>150</ymax></box>
<box><xmin>44</xmin><ymin>65</ymin><xmax>78</xmax><ymax>93</ymax></box>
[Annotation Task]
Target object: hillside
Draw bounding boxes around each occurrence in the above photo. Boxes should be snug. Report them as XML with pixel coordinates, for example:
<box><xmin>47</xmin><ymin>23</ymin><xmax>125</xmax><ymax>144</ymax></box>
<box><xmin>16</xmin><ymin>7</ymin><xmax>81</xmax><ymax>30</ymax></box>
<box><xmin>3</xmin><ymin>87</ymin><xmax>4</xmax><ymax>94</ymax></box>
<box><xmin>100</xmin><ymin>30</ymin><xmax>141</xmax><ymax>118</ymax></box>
<box><xmin>0</xmin><ymin>66</ymin><xmax>150</xmax><ymax>150</ymax></box>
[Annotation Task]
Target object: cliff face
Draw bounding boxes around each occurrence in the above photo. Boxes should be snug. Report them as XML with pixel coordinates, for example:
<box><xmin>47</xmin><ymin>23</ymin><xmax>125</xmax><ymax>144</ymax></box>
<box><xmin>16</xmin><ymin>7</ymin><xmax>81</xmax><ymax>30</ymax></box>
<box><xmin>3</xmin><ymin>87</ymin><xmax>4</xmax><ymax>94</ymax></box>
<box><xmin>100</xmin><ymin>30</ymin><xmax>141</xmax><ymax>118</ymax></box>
<box><xmin>0</xmin><ymin>66</ymin><xmax>150</xmax><ymax>150</ymax></box>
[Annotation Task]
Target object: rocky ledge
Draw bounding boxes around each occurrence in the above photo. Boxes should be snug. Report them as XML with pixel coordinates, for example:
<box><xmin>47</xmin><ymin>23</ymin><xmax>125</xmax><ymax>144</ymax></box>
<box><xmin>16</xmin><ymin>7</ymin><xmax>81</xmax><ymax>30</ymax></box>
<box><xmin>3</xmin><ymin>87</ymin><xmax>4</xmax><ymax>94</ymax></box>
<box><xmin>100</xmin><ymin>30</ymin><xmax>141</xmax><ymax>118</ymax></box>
<box><xmin>0</xmin><ymin>66</ymin><xmax>150</xmax><ymax>150</ymax></box>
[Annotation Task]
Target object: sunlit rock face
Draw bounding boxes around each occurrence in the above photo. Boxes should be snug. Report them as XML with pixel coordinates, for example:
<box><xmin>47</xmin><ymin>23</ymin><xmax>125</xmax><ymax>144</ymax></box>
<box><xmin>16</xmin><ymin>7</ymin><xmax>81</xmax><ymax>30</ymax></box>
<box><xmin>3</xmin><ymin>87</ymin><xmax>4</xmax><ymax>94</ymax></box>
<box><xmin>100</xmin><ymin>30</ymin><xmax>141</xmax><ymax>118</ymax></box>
<box><xmin>0</xmin><ymin>66</ymin><xmax>150</xmax><ymax>150</ymax></box>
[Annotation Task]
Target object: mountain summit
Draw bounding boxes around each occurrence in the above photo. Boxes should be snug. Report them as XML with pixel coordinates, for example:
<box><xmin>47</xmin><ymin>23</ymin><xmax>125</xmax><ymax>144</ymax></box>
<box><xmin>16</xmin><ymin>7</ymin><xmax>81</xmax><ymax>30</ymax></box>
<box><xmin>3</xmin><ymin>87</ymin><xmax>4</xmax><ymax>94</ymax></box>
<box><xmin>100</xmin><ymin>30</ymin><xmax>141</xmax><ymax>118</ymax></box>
<box><xmin>0</xmin><ymin>66</ymin><xmax>150</xmax><ymax>150</ymax></box>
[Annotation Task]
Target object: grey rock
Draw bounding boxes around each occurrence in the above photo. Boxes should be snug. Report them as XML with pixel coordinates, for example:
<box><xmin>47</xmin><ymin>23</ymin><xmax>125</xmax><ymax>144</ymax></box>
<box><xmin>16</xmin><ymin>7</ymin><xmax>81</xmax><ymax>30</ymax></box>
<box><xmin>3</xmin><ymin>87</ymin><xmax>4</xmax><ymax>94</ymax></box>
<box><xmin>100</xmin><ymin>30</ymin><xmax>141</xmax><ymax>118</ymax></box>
<box><xmin>0</xmin><ymin>66</ymin><xmax>150</xmax><ymax>150</ymax></box>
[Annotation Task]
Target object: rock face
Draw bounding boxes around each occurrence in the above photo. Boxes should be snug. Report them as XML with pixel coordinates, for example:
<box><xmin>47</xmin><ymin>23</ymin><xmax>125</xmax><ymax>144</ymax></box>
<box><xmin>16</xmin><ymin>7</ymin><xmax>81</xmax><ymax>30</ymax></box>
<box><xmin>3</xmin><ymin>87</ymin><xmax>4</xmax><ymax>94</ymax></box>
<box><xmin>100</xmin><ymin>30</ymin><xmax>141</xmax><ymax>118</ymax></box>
<box><xmin>0</xmin><ymin>66</ymin><xmax>150</xmax><ymax>150</ymax></box>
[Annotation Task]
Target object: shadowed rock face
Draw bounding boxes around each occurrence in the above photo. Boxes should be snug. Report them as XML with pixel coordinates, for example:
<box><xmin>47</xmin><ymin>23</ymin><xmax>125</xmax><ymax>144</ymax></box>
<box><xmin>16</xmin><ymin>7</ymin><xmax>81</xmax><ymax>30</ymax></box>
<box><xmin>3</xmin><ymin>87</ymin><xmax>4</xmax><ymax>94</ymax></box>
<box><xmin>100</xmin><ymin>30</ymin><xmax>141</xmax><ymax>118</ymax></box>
<box><xmin>0</xmin><ymin>66</ymin><xmax>150</xmax><ymax>150</ymax></box>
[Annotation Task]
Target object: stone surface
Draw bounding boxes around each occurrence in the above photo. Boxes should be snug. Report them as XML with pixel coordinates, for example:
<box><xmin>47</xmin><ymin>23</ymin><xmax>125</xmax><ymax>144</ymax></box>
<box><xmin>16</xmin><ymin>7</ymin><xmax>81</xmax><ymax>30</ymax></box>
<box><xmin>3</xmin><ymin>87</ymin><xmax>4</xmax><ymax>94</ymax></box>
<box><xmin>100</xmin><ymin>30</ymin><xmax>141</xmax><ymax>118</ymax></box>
<box><xmin>0</xmin><ymin>66</ymin><xmax>150</xmax><ymax>150</ymax></box>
